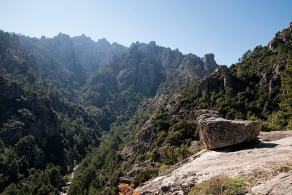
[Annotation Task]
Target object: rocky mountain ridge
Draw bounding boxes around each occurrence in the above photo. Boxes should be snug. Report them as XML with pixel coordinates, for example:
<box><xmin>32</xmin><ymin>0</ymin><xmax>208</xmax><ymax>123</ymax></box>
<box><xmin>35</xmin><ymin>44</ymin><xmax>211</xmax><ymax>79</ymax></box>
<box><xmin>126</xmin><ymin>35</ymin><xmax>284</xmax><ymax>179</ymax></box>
<box><xmin>0</xmin><ymin>22</ymin><xmax>291</xmax><ymax>194</ymax></box>
<box><xmin>0</xmin><ymin>29</ymin><xmax>219</xmax><ymax>194</ymax></box>
<box><xmin>80</xmin><ymin>40</ymin><xmax>219</xmax><ymax>130</ymax></box>
<box><xmin>68</xmin><ymin>22</ymin><xmax>292</xmax><ymax>195</ymax></box>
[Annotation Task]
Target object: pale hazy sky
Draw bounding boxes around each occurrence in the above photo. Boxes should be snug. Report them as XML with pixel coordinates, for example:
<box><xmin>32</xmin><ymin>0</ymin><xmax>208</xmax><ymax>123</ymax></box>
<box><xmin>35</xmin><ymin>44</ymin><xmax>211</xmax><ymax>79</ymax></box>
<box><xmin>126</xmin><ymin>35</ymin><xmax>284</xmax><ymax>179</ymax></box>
<box><xmin>0</xmin><ymin>0</ymin><xmax>291</xmax><ymax>65</ymax></box>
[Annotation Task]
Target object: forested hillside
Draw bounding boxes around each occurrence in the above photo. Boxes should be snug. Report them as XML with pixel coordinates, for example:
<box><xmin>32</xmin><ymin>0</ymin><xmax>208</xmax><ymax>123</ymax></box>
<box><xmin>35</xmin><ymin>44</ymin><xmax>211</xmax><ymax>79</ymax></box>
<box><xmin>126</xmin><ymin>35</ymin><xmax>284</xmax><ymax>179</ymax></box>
<box><xmin>68</xmin><ymin>23</ymin><xmax>292</xmax><ymax>194</ymax></box>
<box><xmin>0</xmin><ymin>29</ymin><xmax>218</xmax><ymax>194</ymax></box>
<box><xmin>0</xmin><ymin>31</ymin><xmax>105</xmax><ymax>193</ymax></box>
<box><xmin>183</xmin><ymin>23</ymin><xmax>292</xmax><ymax>129</ymax></box>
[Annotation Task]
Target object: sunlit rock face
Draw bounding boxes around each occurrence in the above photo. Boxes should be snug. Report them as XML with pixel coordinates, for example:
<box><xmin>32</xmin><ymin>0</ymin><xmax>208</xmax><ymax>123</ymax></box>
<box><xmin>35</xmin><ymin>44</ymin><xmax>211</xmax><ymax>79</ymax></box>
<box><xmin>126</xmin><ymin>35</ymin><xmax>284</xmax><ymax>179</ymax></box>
<box><xmin>197</xmin><ymin>111</ymin><xmax>261</xmax><ymax>149</ymax></box>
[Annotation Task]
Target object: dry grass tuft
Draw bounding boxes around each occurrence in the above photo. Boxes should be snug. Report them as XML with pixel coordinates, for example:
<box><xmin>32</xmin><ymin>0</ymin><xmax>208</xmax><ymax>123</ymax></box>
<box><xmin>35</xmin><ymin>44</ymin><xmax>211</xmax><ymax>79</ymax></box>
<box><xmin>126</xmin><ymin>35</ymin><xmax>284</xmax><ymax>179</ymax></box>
<box><xmin>188</xmin><ymin>175</ymin><xmax>246</xmax><ymax>195</ymax></box>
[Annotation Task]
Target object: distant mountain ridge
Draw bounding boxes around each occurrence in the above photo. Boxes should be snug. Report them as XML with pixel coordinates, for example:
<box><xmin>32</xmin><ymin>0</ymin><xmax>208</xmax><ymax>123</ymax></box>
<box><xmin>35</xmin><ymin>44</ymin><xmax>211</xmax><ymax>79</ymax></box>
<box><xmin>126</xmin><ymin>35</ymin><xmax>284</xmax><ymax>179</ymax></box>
<box><xmin>0</xmin><ymin>30</ymin><xmax>219</xmax><ymax>131</ymax></box>
<box><xmin>1</xmin><ymin>31</ymin><xmax>218</xmax><ymax>99</ymax></box>
<box><xmin>80</xmin><ymin>40</ymin><xmax>219</xmax><ymax>129</ymax></box>
<box><xmin>0</xmin><ymin>29</ymin><xmax>219</xmax><ymax>194</ymax></box>
<box><xmin>16</xmin><ymin>33</ymin><xmax>127</xmax><ymax>99</ymax></box>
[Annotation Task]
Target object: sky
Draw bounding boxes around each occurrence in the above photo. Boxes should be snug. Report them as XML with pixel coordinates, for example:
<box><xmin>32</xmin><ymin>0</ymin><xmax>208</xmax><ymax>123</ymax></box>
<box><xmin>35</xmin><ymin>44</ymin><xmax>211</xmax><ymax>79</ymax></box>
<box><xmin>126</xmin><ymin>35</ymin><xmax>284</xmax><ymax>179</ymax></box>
<box><xmin>0</xmin><ymin>0</ymin><xmax>291</xmax><ymax>65</ymax></box>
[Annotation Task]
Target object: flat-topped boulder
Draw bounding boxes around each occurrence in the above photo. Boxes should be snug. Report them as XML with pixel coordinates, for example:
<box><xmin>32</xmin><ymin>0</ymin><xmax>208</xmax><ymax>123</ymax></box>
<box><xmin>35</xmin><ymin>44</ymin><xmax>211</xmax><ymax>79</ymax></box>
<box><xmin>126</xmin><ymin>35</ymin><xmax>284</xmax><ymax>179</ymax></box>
<box><xmin>197</xmin><ymin>113</ymin><xmax>261</xmax><ymax>149</ymax></box>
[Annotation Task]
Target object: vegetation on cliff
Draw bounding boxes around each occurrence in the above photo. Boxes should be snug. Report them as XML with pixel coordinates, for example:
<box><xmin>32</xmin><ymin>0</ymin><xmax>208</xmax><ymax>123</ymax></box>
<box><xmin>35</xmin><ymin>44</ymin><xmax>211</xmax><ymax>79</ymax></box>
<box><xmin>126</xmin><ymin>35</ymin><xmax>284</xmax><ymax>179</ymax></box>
<box><xmin>0</xmin><ymin>28</ymin><xmax>218</xmax><ymax>194</ymax></box>
<box><xmin>69</xmin><ymin>23</ymin><xmax>292</xmax><ymax>194</ymax></box>
<box><xmin>0</xmin><ymin>18</ymin><xmax>291</xmax><ymax>194</ymax></box>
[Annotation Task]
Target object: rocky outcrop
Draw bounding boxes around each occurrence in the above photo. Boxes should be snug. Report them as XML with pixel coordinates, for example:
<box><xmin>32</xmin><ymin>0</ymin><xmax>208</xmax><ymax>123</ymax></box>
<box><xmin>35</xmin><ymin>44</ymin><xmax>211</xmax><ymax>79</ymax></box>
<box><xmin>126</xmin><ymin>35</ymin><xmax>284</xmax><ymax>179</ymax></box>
<box><xmin>268</xmin><ymin>22</ymin><xmax>292</xmax><ymax>50</ymax></box>
<box><xmin>196</xmin><ymin>66</ymin><xmax>245</xmax><ymax>94</ymax></box>
<box><xmin>197</xmin><ymin>113</ymin><xmax>261</xmax><ymax>149</ymax></box>
<box><xmin>195</xmin><ymin>109</ymin><xmax>220</xmax><ymax>121</ymax></box>
<box><xmin>134</xmin><ymin>133</ymin><xmax>292</xmax><ymax>194</ymax></box>
<box><xmin>196</xmin><ymin>76</ymin><xmax>224</xmax><ymax>93</ymax></box>
<box><xmin>202</xmin><ymin>53</ymin><xmax>218</xmax><ymax>73</ymax></box>
<box><xmin>259</xmin><ymin>63</ymin><xmax>285</xmax><ymax>94</ymax></box>
<box><xmin>179</xmin><ymin>53</ymin><xmax>219</xmax><ymax>79</ymax></box>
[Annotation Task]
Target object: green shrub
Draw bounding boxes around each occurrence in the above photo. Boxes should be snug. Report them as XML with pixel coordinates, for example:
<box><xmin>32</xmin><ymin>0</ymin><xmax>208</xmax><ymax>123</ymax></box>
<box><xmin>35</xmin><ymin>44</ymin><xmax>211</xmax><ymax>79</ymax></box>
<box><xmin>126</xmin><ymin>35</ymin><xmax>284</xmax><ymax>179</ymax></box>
<box><xmin>247</xmin><ymin>114</ymin><xmax>261</xmax><ymax>121</ymax></box>
<box><xmin>164</xmin><ymin>131</ymin><xmax>183</xmax><ymax>146</ymax></box>
<box><xmin>262</xmin><ymin>122</ymin><xmax>272</xmax><ymax>132</ymax></box>
<box><xmin>267</xmin><ymin>112</ymin><xmax>286</xmax><ymax>130</ymax></box>
<box><xmin>160</xmin><ymin>145</ymin><xmax>192</xmax><ymax>165</ymax></box>
<box><xmin>132</xmin><ymin>168</ymin><xmax>158</xmax><ymax>187</ymax></box>
<box><xmin>158</xmin><ymin>164</ymin><xmax>170</xmax><ymax>175</ymax></box>
<box><xmin>189</xmin><ymin>175</ymin><xmax>246</xmax><ymax>195</ymax></box>
<box><xmin>288</xmin><ymin>120</ymin><xmax>292</xmax><ymax>130</ymax></box>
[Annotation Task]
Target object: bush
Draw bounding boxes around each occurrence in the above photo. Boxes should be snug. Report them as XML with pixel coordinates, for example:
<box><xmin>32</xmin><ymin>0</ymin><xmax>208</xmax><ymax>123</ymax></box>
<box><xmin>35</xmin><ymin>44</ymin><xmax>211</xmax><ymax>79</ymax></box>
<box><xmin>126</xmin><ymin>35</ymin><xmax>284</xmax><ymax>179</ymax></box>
<box><xmin>158</xmin><ymin>164</ymin><xmax>169</xmax><ymax>175</ymax></box>
<box><xmin>160</xmin><ymin>145</ymin><xmax>192</xmax><ymax>165</ymax></box>
<box><xmin>261</xmin><ymin>122</ymin><xmax>272</xmax><ymax>132</ymax></box>
<box><xmin>189</xmin><ymin>175</ymin><xmax>246</xmax><ymax>195</ymax></box>
<box><xmin>267</xmin><ymin>112</ymin><xmax>286</xmax><ymax>130</ymax></box>
<box><xmin>287</xmin><ymin>120</ymin><xmax>292</xmax><ymax>130</ymax></box>
<box><xmin>247</xmin><ymin>114</ymin><xmax>260</xmax><ymax>121</ymax></box>
<box><xmin>132</xmin><ymin>168</ymin><xmax>158</xmax><ymax>187</ymax></box>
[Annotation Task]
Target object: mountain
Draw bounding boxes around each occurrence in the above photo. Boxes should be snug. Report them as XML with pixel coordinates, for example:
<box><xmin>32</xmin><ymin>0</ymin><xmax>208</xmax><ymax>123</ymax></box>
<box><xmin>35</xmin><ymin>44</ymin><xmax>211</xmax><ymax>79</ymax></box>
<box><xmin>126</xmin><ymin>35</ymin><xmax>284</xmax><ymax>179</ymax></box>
<box><xmin>68</xmin><ymin>23</ymin><xmax>292</xmax><ymax>194</ymax></box>
<box><xmin>1</xmin><ymin>21</ymin><xmax>290</xmax><ymax>195</ymax></box>
<box><xmin>80</xmin><ymin>41</ymin><xmax>218</xmax><ymax>129</ymax></box>
<box><xmin>1</xmin><ymin>30</ymin><xmax>218</xmax><ymax>131</ymax></box>
<box><xmin>71</xmin><ymin>36</ymin><xmax>127</xmax><ymax>75</ymax></box>
<box><xmin>17</xmin><ymin>33</ymin><xmax>127</xmax><ymax>99</ymax></box>
<box><xmin>0</xmin><ymin>28</ymin><xmax>219</xmax><ymax>194</ymax></box>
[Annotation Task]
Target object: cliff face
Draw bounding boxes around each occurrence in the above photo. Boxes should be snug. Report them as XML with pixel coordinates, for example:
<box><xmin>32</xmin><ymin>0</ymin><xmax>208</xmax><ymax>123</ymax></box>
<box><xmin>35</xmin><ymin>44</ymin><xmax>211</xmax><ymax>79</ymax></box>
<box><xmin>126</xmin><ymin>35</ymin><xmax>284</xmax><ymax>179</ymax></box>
<box><xmin>16</xmin><ymin>34</ymin><xmax>127</xmax><ymax>99</ymax></box>
<box><xmin>83</xmin><ymin>42</ymin><xmax>219</xmax><ymax>101</ymax></box>
<box><xmin>0</xmin><ymin>74</ymin><xmax>102</xmax><ymax>170</ymax></box>
<box><xmin>0</xmin><ymin>77</ymin><xmax>59</xmax><ymax>145</ymax></box>
<box><xmin>80</xmin><ymin>42</ymin><xmax>218</xmax><ymax>129</ymax></box>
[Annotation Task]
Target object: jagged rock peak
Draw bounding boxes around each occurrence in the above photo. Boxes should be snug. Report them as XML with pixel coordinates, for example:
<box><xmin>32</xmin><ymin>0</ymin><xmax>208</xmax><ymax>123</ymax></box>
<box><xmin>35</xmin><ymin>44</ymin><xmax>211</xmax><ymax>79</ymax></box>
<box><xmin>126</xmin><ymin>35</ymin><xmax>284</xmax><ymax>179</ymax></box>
<box><xmin>55</xmin><ymin>32</ymin><xmax>71</xmax><ymax>39</ymax></box>
<box><xmin>202</xmin><ymin>53</ymin><xmax>215</xmax><ymax>63</ymax></box>
<box><xmin>148</xmin><ymin>41</ymin><xmax>156</xmax><ymax>47</ymax></box>
<box><xmin>97</xmin><ymin>38</ymin><xmax>111</xmax><ymax>47</ymax></box>
<box><xmin>202</xmin><ymin>53</ymin><xmax>218</xmax><ymax>71</ymax></box>
<box><xmin>73</xmin><ymin>34</ymin><xmax>93</xmax><ymax>41</ymax></box>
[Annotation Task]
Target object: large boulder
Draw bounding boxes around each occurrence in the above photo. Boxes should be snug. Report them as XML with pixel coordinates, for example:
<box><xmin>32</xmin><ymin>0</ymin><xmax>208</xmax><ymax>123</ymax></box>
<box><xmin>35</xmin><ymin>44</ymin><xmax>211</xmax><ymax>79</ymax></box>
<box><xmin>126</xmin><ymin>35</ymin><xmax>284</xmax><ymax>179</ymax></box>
<box><xmin>197</xmin><ymin>112</ymin><xmax>261</xmax><ymax>149</ymax></box>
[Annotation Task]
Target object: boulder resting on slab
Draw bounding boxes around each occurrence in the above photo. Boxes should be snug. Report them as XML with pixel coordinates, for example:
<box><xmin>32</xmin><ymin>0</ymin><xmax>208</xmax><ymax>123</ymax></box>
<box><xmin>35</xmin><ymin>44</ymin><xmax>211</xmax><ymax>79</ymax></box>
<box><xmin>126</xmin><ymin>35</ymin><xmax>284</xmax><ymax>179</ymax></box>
<box><xmin>197</xmin><ymin>114</ymin><xmax>261</xmax><ymax>149</ymax></box>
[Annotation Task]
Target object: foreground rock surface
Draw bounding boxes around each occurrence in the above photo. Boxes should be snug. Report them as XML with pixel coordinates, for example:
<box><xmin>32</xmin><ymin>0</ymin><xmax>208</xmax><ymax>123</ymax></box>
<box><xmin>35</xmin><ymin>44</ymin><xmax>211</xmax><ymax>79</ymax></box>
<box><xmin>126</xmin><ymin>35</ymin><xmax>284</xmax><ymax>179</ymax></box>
<box><xmin>134</xmin><ymin>132</ymin><xmax>292</xmax><ymax>194</ymax></box>
<box><xmin>197</xmin><ymin>114</ymin><xmax>261</xmax><ymax>149</ymax></box>
<box><xmin>250</xmin><ymin>170</ymin><xmax>292</xmax><ymax>195</ymax></box>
